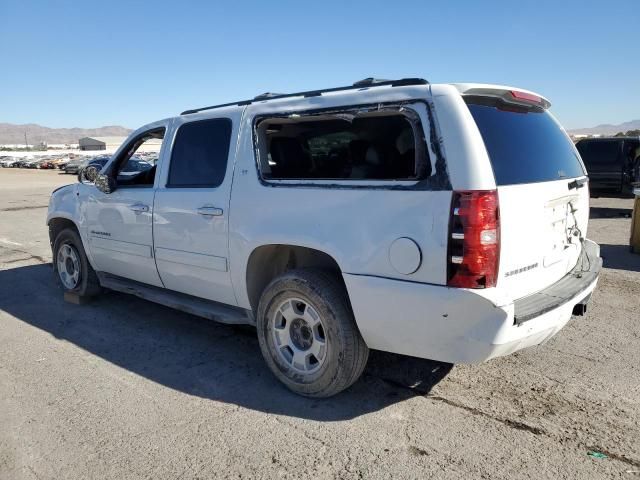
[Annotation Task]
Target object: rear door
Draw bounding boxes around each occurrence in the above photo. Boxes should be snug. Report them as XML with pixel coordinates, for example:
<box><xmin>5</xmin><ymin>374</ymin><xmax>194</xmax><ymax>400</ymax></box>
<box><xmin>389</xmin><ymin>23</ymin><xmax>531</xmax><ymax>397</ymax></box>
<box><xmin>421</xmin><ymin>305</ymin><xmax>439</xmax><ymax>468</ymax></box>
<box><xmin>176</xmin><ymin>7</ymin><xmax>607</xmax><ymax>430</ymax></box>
<box><xmin>152</xmin><ymin>112</ymin><xmax>241</xmax><ymax>306</ymax></box>
<box><xmin>466</xmin><ymin>99</ymin><xmax>589</xmax><ymax>300</ymax></box>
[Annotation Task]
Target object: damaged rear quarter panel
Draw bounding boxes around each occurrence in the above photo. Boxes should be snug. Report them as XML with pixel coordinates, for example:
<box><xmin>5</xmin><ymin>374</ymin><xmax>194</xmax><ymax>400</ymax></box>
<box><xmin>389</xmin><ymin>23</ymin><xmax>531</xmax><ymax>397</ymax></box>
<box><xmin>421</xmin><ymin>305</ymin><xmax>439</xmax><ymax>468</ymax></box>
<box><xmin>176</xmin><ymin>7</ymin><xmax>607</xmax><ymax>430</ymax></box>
<box><xmin>228</xmin><ymin>87</ymin><xmax>453</xmax><ymax>310</ymax></box>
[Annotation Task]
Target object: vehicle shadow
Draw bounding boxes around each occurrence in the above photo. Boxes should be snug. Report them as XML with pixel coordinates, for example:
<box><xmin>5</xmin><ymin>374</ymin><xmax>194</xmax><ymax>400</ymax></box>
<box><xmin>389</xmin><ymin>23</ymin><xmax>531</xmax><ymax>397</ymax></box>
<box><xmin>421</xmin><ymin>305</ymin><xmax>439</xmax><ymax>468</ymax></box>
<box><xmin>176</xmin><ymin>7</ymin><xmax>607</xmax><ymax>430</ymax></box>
<box><xmin>0</xmin><ymin>263</ymin><xmax>452</xmax><ymax>421</ymax></box>
<box><xmin>599</xmin><ymin>244</ymin><xmax>640</xmax><ymax>273</ymax></box>
<box><xmin>590</xmin><ymin>206</ymin><xmax>633</xmax><ymax>219</ymax></box>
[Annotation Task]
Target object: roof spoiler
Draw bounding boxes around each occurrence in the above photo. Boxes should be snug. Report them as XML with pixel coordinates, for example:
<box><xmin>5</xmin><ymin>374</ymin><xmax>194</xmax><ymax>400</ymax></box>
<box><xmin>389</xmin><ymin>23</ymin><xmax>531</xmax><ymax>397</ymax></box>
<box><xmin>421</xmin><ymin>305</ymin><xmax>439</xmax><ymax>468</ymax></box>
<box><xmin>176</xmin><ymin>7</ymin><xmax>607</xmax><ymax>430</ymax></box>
<box><xmin>453</xmin><ymin>84</ymin><xmax>551</xmax><ymax>109</ymax></box>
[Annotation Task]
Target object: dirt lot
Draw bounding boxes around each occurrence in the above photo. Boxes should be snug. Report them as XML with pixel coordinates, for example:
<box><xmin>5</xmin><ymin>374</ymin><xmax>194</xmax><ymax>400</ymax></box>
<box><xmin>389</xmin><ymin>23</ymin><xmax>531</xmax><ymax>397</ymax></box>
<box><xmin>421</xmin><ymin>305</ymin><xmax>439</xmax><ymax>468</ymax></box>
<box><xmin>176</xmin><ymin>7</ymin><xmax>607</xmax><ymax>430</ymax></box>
<box><xmin>1</xmin><ymin>168</ymin><xmax>639</xmax><ymax>479</ymax></box>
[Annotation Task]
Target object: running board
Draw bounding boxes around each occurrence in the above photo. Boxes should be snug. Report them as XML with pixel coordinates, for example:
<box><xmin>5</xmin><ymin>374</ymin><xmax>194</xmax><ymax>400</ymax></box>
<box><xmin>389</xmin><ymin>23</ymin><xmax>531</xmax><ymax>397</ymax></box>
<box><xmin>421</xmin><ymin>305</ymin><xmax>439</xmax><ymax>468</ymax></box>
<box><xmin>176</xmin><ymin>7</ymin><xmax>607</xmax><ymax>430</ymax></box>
<box><xmin>97</xmin><ymin>273</ymin><xmax>254</xmax><ymax>326</ymax></box>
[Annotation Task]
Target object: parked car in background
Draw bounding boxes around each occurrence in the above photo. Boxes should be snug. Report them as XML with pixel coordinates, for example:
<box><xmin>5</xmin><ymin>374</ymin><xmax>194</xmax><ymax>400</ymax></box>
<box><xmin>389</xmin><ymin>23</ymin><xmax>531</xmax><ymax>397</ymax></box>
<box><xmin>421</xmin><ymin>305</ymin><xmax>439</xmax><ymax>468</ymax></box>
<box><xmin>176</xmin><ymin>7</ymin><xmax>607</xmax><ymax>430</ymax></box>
<box><xmin>37</xmin><ymin>159</ymin><xmax>56</xmax><ymax>169</ymax></box>
<box><xmin>85</xmin><ymin>155</ymin><xmax>111</xmax><ymax>170</ymax></box>
<box><xmin>76</xmin><ymin>156</ymin><xmax>110</xmax><ymax>177</ymax></box>
<box><xmin>51</xmin><ymin>157</ymin><xmax>70</xmax><ymax>169</ymax></box>
<box><xmin>25</xmin><ymin>158</ymin><xmax>44</xmax><ymax>169</ymax></box>
<box><xmin>0</xmin><ymin>157</ymin><xmax>18</xmax><ymax>167</ymax></box>
<box><xmin>64</xmin><ymin>159</ymin><xmax>86</xmax><ymax>174</ymax></box>
<box><xmin>57</xmin><ymin>158</ymin><xmax>73</xmax><ymax>170</ymax></box>
<box><xmin>118</xmin><ymin>157</ymin><xmax>152</xmax><ymax>176</ymax></box>
<box><xmin>48</xmin><ymin>78</ymin><xmax>602</xmax><ymax>397</ymax></box>
<box><xmin>12</xmin><ymin>158</ymin><xmax>29</xmax><ymax>168</ymax></box>
<box><xmin>78</xmin><ymin>155</ymin><xmax>149</xmax><ymax>180</ymax></box>
<box><xmin>575</xmin><ymin>136</ymin><xmax>640</xmax><ymax>196</ymax></box>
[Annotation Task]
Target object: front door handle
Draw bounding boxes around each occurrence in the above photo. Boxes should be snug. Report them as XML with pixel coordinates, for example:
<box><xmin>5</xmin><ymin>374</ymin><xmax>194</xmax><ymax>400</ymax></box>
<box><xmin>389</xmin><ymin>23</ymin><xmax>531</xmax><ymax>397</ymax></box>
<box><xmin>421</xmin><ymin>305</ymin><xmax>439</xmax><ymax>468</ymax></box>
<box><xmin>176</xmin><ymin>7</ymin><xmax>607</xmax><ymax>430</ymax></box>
<box><xmin>129</xmin><ymin>203</ymin><xmax>149</xmax><ymax>213</ymax></box>
<box><xmin>197</xmin><ymin>206</ymin><xmax>223</xmax><ymax>217</ymax></box>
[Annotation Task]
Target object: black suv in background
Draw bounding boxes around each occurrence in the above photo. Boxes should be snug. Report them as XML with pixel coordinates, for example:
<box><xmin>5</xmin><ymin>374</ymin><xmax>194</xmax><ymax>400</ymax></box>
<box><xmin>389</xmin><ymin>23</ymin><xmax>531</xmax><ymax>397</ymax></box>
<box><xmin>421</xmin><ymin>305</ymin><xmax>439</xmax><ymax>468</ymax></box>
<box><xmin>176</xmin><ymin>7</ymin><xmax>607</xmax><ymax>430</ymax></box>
<box><xmin>575</xmin><ymin>137</ymin><xmax>640</xmax><ymax>196</ymax></box>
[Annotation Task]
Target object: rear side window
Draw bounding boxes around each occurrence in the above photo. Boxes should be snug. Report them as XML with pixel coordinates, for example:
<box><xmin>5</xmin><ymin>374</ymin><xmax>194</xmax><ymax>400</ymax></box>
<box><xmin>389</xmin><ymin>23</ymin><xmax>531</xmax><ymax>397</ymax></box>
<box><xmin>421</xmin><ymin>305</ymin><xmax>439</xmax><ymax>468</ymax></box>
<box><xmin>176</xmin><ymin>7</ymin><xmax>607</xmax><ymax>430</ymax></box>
<box><xmin>576</xmin><ymin>140</ymin><xmax>621</xmax><ymax>165</ymax></box>
<box><xmin>466</xmin><ymin>102</ymin><xmax>585</xmax><ymax>185</ymax></box>
<box><xmin>256</xmin><ymin>110</ymin><xmax>429</xmax><ymax>181</ymax></box>
<box><xmin>168</xmin><ymin>118</ymin><xmax>232</xmax><ymax>188</ymax></box>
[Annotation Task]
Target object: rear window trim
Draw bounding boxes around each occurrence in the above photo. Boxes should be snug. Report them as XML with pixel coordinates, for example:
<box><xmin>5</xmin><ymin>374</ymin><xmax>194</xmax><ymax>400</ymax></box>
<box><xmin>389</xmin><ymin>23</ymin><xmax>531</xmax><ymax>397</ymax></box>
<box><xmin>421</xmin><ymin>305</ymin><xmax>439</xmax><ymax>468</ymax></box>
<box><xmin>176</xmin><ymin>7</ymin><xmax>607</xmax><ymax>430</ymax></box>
<box><xmin>262</xmin><ymin>178</ymin><xmax>419</xmax><ymax>188</ymax></box>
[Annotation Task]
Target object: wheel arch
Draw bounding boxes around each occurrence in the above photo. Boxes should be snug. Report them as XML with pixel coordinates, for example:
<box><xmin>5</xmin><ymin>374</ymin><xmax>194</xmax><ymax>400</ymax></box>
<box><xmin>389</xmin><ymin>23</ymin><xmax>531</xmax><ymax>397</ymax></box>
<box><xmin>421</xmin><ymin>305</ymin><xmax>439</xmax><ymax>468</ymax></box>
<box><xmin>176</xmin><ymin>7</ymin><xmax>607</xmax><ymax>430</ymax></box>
<box><xmin>47</xmin><ymin>216</ymin><xmax>97</xmax><ymax>269</ymax></box>
<box><xmin>48</xmin><ymin>216</ymin><xmax>80</xmax><ymax>248</ymax></box>
<box><xmin>245</xmin><ymin>244</ymin><xmax>346</xmax><ymax>314</ymax></box>
<box><xmin>49</xmin><ymin>216</ymin><xmax>102</xmax><ymax>296</ymax></box>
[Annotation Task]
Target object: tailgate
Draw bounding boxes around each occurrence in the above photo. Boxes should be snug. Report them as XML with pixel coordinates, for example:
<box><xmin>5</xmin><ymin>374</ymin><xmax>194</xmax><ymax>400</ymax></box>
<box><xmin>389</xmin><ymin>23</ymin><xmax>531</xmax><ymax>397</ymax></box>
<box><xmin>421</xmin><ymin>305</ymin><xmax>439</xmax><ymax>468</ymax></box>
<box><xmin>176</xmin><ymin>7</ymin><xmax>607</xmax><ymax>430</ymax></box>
<box><xmin>464</xmin><ymin>91</ymin><xmax>589</xmax><ymax>300</ymax></box>
<box><xmin>498</xmin><ymin>179</ymin><xmax>589</xmax><ymax>299</ymax></box>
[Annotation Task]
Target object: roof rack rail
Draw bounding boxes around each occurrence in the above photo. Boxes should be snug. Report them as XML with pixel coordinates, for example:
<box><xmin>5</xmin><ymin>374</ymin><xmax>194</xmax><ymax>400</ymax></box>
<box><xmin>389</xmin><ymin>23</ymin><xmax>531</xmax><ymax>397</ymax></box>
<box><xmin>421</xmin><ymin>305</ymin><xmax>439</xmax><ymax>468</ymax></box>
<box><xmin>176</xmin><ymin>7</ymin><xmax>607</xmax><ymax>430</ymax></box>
<box><xmin>180</xmin><ymin>77</ymin><xmax>428</xmax><ymax>115</ymax></box>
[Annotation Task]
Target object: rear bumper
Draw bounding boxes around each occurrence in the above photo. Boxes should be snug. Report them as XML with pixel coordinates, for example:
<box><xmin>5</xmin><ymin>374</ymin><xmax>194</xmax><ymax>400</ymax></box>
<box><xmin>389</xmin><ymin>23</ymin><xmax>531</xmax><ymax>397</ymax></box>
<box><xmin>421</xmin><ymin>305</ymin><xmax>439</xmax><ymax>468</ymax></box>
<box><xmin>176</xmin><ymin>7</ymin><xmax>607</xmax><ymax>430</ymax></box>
<box><xmin>514</xmin><ymin>240</ymin><xmax>602</xmax><ymax>324</ymax></box>
<box><xmin>344</xmin><ymin>239</ymin><xmax>601</xmax><ymax>364</ymax></box>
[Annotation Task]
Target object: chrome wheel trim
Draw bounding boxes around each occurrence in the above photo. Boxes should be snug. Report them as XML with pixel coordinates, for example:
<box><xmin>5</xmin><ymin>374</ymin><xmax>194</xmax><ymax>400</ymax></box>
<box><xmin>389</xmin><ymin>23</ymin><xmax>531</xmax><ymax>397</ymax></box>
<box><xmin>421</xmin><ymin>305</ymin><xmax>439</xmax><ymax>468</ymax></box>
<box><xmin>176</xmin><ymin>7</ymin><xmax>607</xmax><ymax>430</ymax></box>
<box><xmin>57</xmin><ymin>243</ymin><xmax>81</xmax><ymax>290</ymax></box>
<box><xmin>271</xmin><ymin>297</ymin><xmax>328</xmax><ymax>375</ymax></box>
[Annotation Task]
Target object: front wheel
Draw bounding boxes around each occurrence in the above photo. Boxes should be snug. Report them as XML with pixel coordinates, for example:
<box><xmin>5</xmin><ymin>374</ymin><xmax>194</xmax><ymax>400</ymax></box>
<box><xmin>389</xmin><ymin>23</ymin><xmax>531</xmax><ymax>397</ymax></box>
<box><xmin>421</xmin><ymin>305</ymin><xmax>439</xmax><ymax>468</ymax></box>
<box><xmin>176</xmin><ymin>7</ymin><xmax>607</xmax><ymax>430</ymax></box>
<box><xmin>53</xmin><ymin>228</ymin><xmax>101</xmax><ymax>297</ymax></box>
<box><xmin>256</xmin><ymin>269</ymin><xmax>369</xmax><ymax>397</ymax></box>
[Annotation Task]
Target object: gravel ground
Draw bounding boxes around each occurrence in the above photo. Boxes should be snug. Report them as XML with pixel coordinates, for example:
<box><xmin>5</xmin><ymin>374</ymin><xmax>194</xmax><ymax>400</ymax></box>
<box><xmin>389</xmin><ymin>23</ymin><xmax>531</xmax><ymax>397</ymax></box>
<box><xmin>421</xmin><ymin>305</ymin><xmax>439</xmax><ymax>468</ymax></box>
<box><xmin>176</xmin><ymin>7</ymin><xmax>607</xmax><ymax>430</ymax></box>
<box><xmin>1</xmin><ymin>168</ymin><xmax>639</xmax><ymax>479</ymax></box>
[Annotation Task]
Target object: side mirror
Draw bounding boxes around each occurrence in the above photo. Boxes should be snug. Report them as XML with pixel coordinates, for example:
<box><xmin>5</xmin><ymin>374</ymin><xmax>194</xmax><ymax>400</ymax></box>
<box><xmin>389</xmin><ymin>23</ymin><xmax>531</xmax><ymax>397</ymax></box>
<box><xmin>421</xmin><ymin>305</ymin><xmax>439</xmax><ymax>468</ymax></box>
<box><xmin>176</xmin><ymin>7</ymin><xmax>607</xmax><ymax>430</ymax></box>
<box><xmin>80</xmin><ymin>165</ymin><xmax>99</xmax><ymax>183</ymax></box>
<box><xmin>95</xmin><ymin>173</ymin><xmax>117</xmax><ymax>194</ymax></box>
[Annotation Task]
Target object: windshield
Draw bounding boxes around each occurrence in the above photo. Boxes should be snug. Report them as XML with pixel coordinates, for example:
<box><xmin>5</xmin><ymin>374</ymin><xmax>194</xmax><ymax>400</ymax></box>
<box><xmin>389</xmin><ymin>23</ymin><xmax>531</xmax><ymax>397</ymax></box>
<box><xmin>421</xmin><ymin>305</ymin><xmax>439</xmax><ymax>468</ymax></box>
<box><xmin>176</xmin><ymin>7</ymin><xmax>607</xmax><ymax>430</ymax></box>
<box><xmin>466</xmin><ymin>101</ymin><xmax>585</xmax><ymax>185</ymax></box>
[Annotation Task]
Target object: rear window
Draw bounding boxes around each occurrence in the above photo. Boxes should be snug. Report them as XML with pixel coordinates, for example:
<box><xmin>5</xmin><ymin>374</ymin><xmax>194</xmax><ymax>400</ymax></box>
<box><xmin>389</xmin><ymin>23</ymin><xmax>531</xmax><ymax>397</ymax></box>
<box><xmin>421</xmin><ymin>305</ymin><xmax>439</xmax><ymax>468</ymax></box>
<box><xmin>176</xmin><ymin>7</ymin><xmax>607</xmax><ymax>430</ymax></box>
<box><xmin>466</xmin><ymin>101</ymin><xmax>585</xmax><ymax>185</ymax></box>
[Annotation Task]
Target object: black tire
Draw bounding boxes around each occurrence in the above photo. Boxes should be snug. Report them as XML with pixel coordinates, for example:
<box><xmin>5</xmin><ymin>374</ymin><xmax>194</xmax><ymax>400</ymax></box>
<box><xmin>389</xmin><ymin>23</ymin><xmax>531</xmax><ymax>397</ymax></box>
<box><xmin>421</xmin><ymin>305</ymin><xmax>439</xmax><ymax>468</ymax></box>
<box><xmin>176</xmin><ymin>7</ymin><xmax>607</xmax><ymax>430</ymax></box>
<box><xmin>52</xmin><ymin>228</ymin><xmax>101</xmax><ymax>297</ymax></box>
<box><xmin>256</xmin><ymin>269</ymin><xmax>369</xmax><ymax>397</ymax></box>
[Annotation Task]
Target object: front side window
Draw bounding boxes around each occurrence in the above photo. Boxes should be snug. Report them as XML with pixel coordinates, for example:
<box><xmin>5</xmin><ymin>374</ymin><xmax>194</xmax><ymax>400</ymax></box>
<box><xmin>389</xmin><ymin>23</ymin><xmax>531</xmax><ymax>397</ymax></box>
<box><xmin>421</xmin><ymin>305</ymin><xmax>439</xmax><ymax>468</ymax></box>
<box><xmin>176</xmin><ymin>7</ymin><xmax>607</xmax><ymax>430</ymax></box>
<box><xmin>167</xmin><ymin>118</ymin><xmax>232</xmax><ymax>188</ymax></box>
<box><xmin>256</xmin><ymin>109</ymin><xmax>428</xmax><ymax>181</ymax></box>
<box><xmin>115</xmin><ymin>128</ymin><xmax>164</xmax><ymax>187</ymax></box>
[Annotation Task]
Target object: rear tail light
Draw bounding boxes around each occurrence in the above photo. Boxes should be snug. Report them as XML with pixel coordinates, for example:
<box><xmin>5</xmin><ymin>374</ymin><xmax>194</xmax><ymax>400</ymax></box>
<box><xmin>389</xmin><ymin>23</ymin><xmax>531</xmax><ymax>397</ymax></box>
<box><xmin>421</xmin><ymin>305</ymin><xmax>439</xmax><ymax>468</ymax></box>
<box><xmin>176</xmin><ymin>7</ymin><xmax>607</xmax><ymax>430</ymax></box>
<box><xmin>447</xmin><ymin>190</ymin><xmax>500</xmax><ymax>288</ymax></box>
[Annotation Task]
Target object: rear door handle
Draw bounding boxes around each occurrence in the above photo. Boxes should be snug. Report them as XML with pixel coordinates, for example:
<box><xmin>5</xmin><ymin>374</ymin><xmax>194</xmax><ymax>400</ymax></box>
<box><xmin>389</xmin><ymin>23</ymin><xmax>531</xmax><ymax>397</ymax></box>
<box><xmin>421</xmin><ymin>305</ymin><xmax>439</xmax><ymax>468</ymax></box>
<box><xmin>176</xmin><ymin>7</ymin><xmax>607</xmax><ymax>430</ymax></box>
<box><xmin>129</xmin><ymin>203</ymin><xmax>149</xmax><ymax>213</ymax></box>
<box><xmin>197</xmin><ymin>206</ymin><xmax>223</xmax><ymax>217</ymax></box>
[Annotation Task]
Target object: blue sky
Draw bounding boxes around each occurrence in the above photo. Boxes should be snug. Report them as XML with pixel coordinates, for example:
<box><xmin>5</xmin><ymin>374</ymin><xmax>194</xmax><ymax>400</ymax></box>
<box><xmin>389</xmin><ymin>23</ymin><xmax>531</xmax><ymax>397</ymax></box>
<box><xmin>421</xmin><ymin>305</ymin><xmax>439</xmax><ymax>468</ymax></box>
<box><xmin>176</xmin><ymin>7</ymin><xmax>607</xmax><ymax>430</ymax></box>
<box><xmin>1</xmin><ymin>0</ymin><xmax>638</xmax><ymax>130</ymax></box>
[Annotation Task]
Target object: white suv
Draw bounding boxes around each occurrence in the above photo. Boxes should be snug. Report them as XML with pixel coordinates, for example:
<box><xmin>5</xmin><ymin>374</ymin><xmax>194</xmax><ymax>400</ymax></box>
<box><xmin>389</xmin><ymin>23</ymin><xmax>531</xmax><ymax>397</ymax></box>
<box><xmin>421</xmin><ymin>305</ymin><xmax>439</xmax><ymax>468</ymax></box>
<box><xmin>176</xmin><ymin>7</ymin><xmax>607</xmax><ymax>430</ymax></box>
<box><xmin>47</xmin><ymin>78</ymin><xmax>602</xmax><ymax>397</ymax></box>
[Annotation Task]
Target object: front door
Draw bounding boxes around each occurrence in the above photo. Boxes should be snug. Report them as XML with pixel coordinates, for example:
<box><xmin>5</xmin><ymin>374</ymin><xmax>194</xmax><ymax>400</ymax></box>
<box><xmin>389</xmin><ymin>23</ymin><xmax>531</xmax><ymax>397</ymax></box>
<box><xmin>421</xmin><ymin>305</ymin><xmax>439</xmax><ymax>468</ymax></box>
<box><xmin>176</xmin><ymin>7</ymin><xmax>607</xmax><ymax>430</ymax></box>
<box><xmin>84</xmin><ymin>124</ymin><xmax>168</xmax><ymax>287</ymax></box>
<box><xmin>152</xmin><ymin>113</ymin><xmax>240</xmax><ymax>305</ymax></box>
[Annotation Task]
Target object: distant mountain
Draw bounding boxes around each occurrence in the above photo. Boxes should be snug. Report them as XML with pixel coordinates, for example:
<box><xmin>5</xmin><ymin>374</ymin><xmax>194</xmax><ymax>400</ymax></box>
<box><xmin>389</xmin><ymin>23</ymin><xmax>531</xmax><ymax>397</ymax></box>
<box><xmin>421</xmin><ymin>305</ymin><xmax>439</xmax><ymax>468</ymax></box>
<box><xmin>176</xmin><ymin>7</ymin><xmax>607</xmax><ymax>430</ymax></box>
<box><xmin>0</xmin><ymin>123</ymin><xmax>132</xmax><ymax>145</ymax></box>
<box><xmin>568</xmin><ymin>119</ymin><xmax>640</xmax><ymax>136</ymax></box>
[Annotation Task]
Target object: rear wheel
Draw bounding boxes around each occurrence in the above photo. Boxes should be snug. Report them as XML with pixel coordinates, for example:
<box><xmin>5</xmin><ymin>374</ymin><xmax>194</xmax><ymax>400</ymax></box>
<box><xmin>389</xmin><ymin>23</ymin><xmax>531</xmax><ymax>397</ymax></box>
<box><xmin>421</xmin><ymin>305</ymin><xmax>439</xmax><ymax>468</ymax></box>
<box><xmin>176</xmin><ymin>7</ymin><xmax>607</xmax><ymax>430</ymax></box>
<box><xmin>256</xmin><ymin>269</ymin><xmax>369</xmax><ymax>397</ymax></box>
<box><xmin>53</xmin><ymin>228</ymin><xmax>101</xmax><ymax>297</ymax></box>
